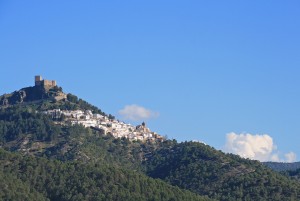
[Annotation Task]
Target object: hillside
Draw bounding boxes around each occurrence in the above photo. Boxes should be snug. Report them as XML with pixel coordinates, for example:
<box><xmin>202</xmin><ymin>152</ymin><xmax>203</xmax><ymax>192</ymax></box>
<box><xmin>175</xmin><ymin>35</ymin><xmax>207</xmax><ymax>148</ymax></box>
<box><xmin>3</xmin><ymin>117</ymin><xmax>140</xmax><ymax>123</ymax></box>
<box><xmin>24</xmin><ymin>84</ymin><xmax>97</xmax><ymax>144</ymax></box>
<box><xmin>144</xmin><ymin>141</ymin><xmax>300</xmax><ymax>200</ymax></box>
<box><xmin>1</xmin><ymin>77</ymin><xmax>300</xmax><ymax>201</ymax></box>
<box><xmin>0</xmin><ymin>149</ymin><xmax>210</xmax><ymax>201</ymax></box>
<box><xmin>285</xmin><ymin>168</ymin><xmax>300</xmax><ymax>182</ymax></box>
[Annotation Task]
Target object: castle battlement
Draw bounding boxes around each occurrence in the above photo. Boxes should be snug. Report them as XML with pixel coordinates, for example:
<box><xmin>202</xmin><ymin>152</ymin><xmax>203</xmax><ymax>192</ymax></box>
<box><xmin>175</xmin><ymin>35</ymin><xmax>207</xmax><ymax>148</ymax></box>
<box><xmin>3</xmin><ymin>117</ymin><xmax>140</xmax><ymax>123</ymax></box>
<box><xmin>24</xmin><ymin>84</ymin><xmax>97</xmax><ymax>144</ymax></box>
<box><xmin>35</xmin><ymin>75</ymin><xmax>57</xmax><ymax>88</ymax></box>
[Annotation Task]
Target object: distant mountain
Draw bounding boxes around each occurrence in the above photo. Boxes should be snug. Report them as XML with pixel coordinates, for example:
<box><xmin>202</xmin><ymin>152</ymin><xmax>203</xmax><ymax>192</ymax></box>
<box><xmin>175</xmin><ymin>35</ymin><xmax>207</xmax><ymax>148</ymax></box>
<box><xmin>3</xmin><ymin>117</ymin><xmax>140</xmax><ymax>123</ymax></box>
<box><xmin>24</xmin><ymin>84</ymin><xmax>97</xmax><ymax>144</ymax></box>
<box><xmin>263</xmin><ymin>162</ymin><xmax>300</xmax><ymax>172</ymax></box>
<box><xmin>1</xmin><ymin>76</ymin><xmax>300</xmax><ymax>201</ymax></box>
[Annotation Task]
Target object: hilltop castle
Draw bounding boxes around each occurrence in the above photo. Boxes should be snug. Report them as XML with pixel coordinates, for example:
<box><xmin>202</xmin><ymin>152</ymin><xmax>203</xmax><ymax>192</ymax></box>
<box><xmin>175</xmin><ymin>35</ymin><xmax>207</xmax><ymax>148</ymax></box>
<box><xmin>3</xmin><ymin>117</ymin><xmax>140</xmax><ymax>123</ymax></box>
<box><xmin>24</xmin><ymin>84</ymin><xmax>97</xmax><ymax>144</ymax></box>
<box><xmin>0</xmin><ymin>75</ymin><xmax>66</xmax><ymax>107</ymax></box>
<box><xmin>35</xmin><ymin>75</ymin><xmax>57</xmax><ymax>88</ymax></box>
<box><xmin>34</xmin><ymin>75</ymin><xmax>66</xmax><ymax>101</ymax></box>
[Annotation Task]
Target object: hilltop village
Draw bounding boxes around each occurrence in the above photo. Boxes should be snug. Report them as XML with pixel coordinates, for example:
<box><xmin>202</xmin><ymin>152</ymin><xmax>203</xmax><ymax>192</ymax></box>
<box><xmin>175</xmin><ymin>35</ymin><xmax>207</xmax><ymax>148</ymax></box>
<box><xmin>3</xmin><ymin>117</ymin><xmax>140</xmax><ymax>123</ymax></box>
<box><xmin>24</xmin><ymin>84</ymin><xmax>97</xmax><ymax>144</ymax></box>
<box><xmin>0</xmin><ymin>75</ymin><xmax>164</xmax><ymax>142</ymax></box>
<box><xmin>36</xmin><ymin>75</ymin><xmax>163</xmax><ymax>142</ymax></box>
<box><xmin>43</xmin><ymin>109</ymin><xmax>164</xmax><ymax>142</ymax></box>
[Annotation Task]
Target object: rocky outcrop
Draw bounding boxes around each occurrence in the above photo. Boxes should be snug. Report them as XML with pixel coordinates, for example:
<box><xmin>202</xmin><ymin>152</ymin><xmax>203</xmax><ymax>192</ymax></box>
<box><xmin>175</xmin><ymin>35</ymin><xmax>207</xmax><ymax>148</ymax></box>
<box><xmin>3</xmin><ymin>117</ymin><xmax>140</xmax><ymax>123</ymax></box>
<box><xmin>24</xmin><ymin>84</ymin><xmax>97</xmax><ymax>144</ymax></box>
<box><xmin>0</xmin><ymin>85</ymin><xmax>67</xmax><ymax>107</ymax></box>
<box><xmin>16</xmin><ymin>90</ymin><xmax>26</xmax><ymax>103</ymax></box>
<box><xmin>53</xmin><ymin>92</ymin><xmax>67</xmax><ymax>101</ymax></box>
<box><xmin>1</xmin><ymin>97</ymin><xmax>9</xmax><ymax>106</ymax></box>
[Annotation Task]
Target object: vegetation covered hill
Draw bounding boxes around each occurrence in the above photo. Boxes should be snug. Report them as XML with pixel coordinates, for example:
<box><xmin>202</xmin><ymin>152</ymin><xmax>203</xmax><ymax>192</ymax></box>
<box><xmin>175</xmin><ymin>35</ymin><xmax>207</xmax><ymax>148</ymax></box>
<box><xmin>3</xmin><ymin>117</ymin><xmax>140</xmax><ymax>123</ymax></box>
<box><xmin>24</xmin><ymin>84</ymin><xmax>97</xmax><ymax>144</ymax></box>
<box><xmin>1</xmin><ymin>84</ymin><xmax>300</xmax><ymax>200</ymax></box>
<box><xmin>0</xmin><ymin>149</ymin><xmax>210</xmax><ymax>201</ymax></box>
<box><xmin>144</xmin><ymin>141</ymin><xmax>300</xmax><ymax>201</ymax></box>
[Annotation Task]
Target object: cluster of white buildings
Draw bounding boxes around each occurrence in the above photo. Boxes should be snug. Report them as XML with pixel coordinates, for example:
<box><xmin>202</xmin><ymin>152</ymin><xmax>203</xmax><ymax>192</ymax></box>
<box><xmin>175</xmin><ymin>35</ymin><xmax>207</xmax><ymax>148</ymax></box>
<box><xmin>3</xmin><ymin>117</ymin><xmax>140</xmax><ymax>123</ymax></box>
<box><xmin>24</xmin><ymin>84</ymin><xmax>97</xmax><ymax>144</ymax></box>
<box><xmin>43</xmin><ymin>109</ymin><xmax>163</xmax><ymax>142</ymax></box>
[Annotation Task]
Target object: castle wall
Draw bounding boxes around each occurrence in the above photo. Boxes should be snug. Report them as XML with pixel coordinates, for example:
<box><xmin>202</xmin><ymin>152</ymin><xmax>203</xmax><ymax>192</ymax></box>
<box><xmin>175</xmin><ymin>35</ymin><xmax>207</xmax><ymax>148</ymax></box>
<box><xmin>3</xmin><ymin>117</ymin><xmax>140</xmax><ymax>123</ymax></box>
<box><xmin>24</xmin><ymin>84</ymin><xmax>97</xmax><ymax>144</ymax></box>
<box><xmin>43</xmin><ymin>80</ymin><xmax>55</xmax><ymax>87</ymax></box>
<box><xmin>34</xmin><ymin>76</ymin><xmax>57</xmax><ymax>88</ymax></box>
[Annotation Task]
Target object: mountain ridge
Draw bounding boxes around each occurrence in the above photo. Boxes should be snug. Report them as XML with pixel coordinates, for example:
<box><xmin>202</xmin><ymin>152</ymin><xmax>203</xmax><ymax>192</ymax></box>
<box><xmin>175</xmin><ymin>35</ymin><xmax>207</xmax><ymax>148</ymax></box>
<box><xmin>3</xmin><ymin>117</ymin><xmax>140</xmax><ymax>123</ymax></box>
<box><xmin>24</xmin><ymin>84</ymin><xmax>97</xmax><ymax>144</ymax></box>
<box><xmin>263</xmin><ymin>161</ymin><xmax>300</xmax><ymax>172</ymax></box>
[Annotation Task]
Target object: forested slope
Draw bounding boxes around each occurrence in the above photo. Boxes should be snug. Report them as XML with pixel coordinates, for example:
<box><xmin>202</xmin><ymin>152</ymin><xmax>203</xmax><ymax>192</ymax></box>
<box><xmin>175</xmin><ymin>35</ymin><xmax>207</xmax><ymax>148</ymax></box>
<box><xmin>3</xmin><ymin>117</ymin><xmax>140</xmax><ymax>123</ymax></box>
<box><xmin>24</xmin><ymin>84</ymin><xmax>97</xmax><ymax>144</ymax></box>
<box><xmin>144</xmin><ymin>141</ymin><xmax>300</xmax><ymax>201</ymax></box>
<box><xmin>0</xmin><ymin>149</ymin><xmax>211</xmax><ymax>201</ymax></box>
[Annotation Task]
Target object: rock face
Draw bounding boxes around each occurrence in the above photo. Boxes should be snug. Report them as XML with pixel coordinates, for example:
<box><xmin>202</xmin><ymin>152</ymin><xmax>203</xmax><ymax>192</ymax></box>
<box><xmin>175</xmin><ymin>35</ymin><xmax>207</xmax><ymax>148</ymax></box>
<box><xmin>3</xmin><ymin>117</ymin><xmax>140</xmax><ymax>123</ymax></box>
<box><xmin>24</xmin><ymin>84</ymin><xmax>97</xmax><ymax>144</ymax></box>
<box><xmin>53</xmin><ymin>91</ymin><xmax>67</xmax><ymax>101</ymax></box>
<box><xmin>9</xmin><ymin>89</ymin><xmax>32</xmax><ymax>104</ymax></box>
<box><xmin>1</xmin><ymin>97</ymin><xmax>9</xmax><ymax>106</ymax></box>
<box><xmin>17</xmin><ymin>90</ymin><xmax>26</xmax><ymax>103</ymax></box>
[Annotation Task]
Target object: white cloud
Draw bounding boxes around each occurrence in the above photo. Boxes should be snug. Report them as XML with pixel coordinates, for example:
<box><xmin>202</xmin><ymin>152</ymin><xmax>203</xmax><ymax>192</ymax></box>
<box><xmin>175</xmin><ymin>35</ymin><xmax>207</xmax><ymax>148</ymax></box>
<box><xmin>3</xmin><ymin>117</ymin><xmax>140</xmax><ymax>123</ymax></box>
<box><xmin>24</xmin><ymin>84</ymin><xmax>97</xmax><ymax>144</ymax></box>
<box><xmin>224</xmin><ymin>132</ymin><xmax>297</xmax><ymax>162</ymax></box>
<box><xmin>285</xmin><ymin>152</ymin><xmax>297</xmax><ymax>163</ymax></box>
<box><xmin>118</xmin><ymin>104</ymin><xmax>159</xmax><ymax>121</ymax></box>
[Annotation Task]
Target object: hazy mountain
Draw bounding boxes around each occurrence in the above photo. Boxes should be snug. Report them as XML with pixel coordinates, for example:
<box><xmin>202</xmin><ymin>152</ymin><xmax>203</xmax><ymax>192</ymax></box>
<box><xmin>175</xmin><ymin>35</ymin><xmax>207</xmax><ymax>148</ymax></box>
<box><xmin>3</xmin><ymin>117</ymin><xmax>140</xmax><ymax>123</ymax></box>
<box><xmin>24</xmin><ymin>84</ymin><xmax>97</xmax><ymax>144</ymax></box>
<box><xmin>263</xmin><ymin>161</ymin><xmax>300</xmax><ymax>172</ymax></box>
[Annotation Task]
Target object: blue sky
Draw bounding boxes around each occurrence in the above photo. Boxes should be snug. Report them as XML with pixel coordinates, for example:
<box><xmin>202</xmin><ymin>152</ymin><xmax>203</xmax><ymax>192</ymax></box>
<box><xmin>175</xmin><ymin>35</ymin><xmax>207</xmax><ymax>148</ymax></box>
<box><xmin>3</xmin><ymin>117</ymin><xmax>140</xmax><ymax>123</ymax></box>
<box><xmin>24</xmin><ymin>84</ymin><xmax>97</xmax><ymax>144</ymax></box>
<box><xmin>1</xmin><ymin>1</ymin><xmax>300</xmax><ymax>162</ymax></box>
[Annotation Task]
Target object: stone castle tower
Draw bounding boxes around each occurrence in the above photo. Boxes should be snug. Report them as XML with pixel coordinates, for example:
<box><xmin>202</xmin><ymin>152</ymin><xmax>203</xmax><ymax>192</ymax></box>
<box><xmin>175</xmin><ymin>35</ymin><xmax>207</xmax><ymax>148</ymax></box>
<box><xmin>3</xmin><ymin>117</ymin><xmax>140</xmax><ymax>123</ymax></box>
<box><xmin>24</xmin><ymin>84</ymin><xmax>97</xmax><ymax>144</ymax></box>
<box><xmin>35</xmin><ymin>75</ymin><xmax>57</xmax><ymax>88</ymax></box>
